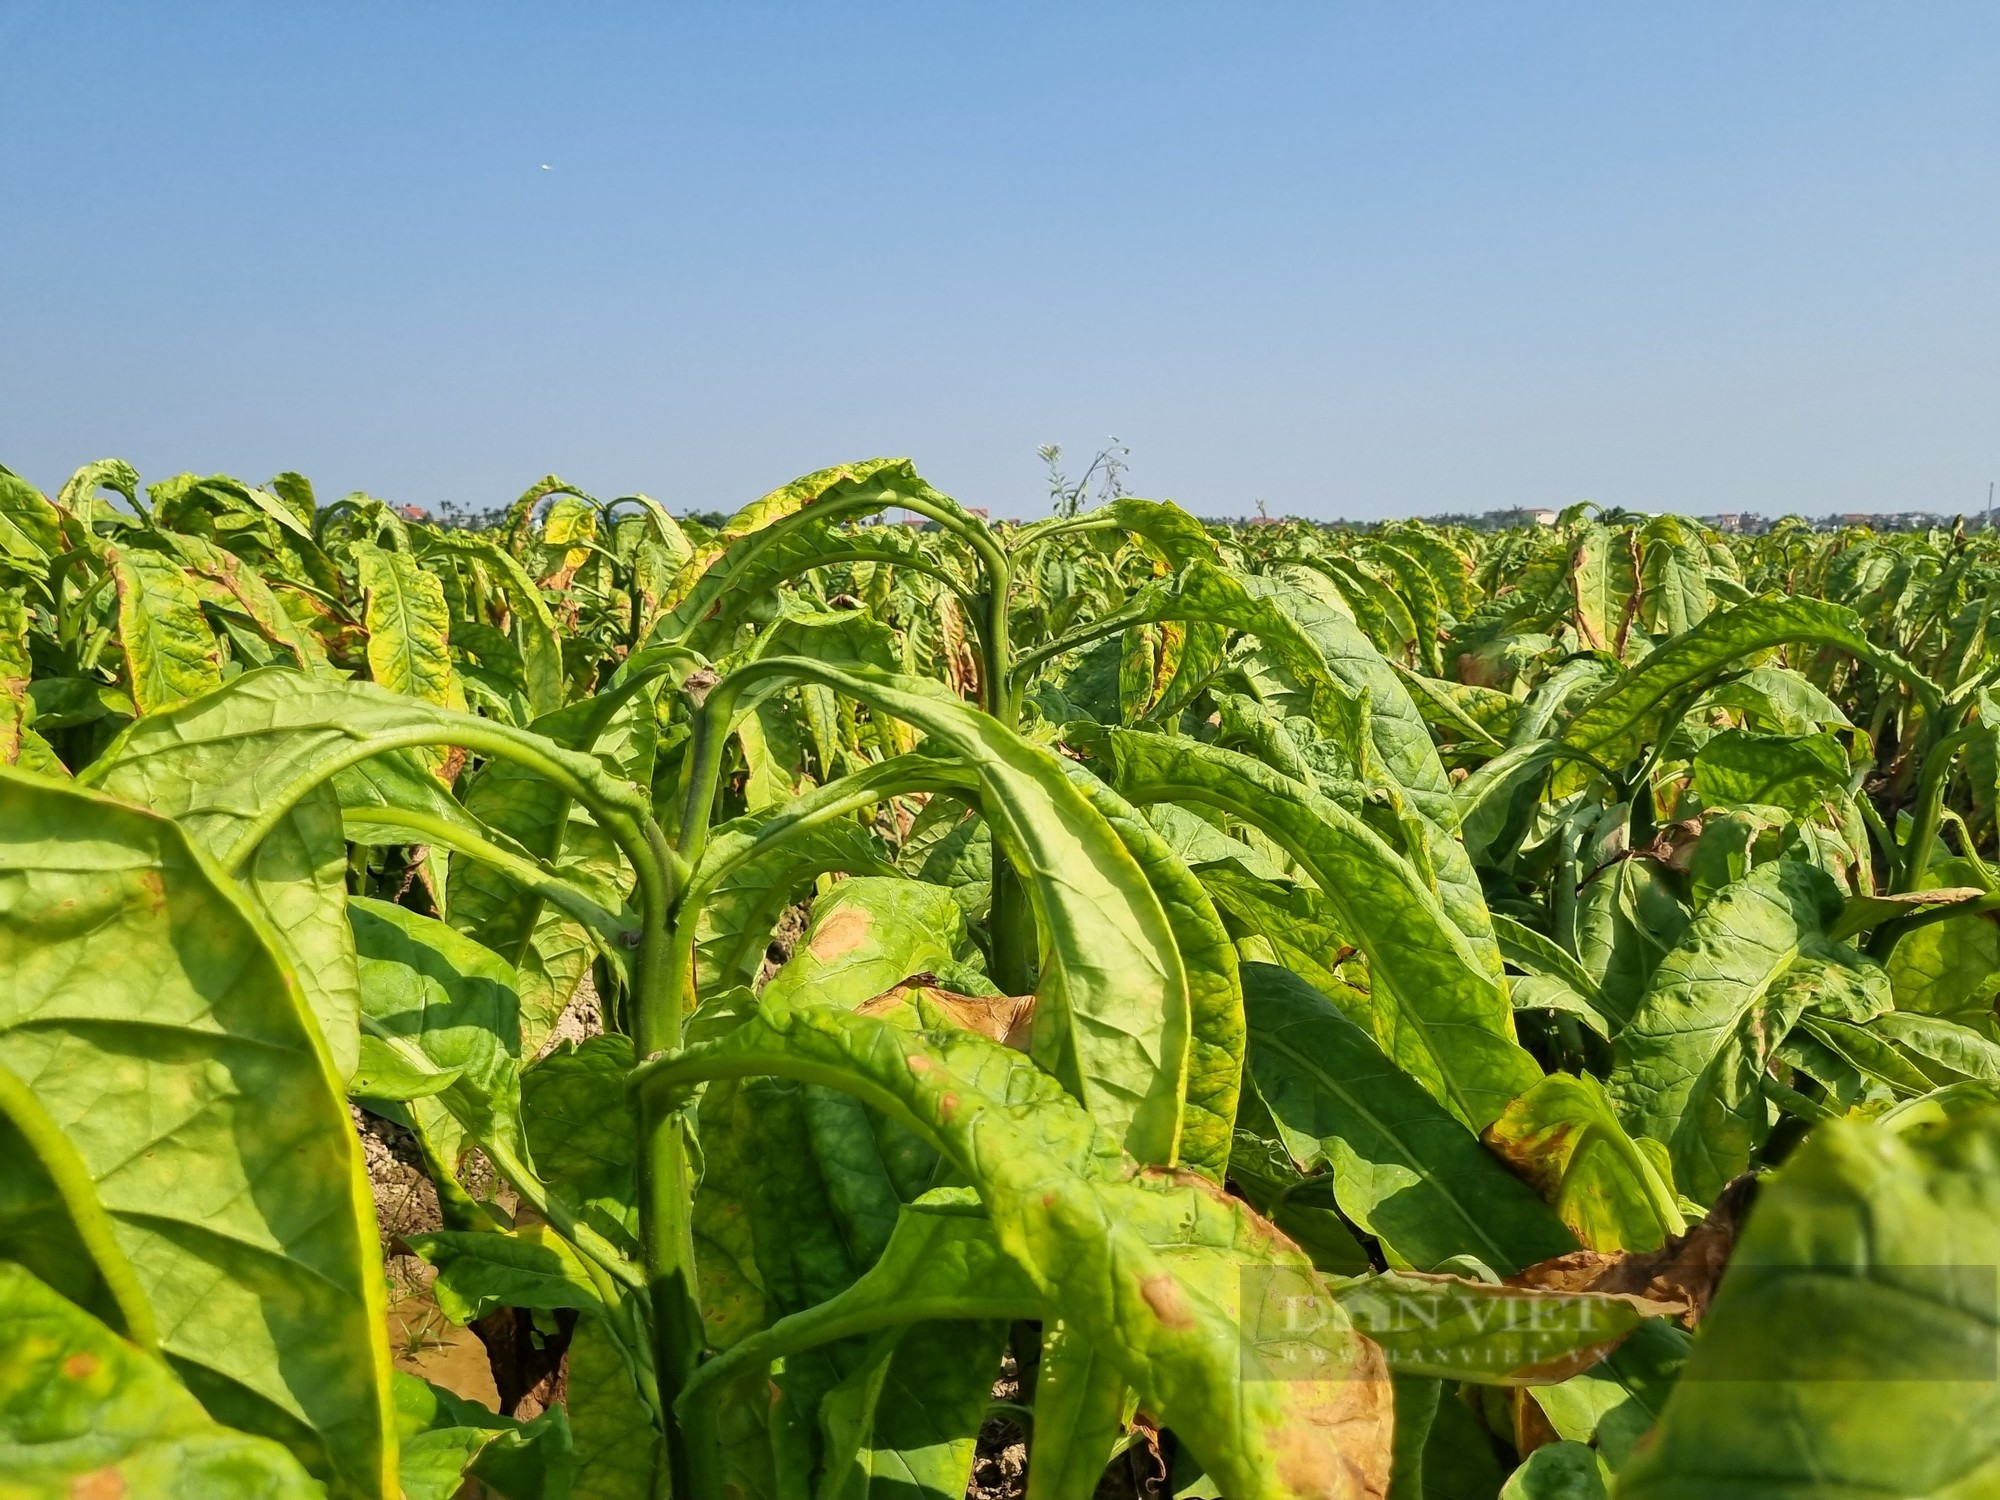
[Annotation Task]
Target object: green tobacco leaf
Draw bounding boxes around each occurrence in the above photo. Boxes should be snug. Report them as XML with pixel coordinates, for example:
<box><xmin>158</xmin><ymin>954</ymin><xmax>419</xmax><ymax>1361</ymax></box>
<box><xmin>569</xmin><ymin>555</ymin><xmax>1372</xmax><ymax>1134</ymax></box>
<box><xmin>406</xmin><ymin>1224</ymin><xmax>604</xmax><ymax>1324</ymax></box>
<box><xmin>1528</xmin><ymin>1317</ymin><xmax>1689</xmax><ymax>1469</ymax></box>
<box><xmin>356</xmin><ymin>542</ymin><xmax>455</xmax><ymax>707</ymax></box>
<box><xmin>694</xmin><ymin>1065</ymin><xmax>866</xmax><ymax>1494</ymax></box>
<box><xmin>238</xmin><ymin>781</ymin><xmax>364</xmax><ymax>1081</ymax></box>
<box><xmin>1636</xmin><ymin>516</ymin><xmax>1713</xmax><ymax>639</ymax></box>
<box><xmin>1082</xmin><ymin>566</ymin><xmax>1496</xmax><ymax>966</ymax></box>
<box><xmin>1700</xmin><ymin>665</ymin><xmax>1850</xmax><ymax>734</ymax></box>
<box><xmin>57</xmin><ymin>457</ymin><xmax>140</xmax><ymax>531</ymax></box>
<box><xmin>803</xmin><ymin>1081</ymin><xmax>909</xmax><ymax>1271</ymax></box>
<box><xmin>1873</xmin><ymin>1010</ymin><xmax>2000</xmax><ymax>1082</ymax></box>
<box><xmin>448</xmin><ymin>690</ymin><xmax>653</xmax><ymax>1027</ymax></box>
<box><xmin>0</xmin><ymin>770</ymin><xmax>396</xmax><ymax>1500</ymax></box>
<box><xmin>0</xmin><ymin>1260</ymin><xmax>325</xmax><ymax>1500</ymax></box>
<box><xmin>639</xmin><ymin>1000</ymin><xmax>1396</xmax><ymax>1500</ymax></box>
<box><xmin>816</xmin><ymin>1320</ymin><xmax>1006</xmax><ymax>1500</ymax></box>
<box><xmin>1084</xmin><ymin>727</ymin><xmax>1539</xmax><ymax>1130</ymax></box>
<box><xmin>332</xmin><ymin>747</ymin><xmax>491</xmax><ymax>918</ymax></box>
<box><xmin>1828</xmin><ymin>884</ymin><xmax>1986</xmax><ymax>945</ymax></box>
<box><xmin>0</xmin><ymin>1059</ymin><xmax>157</xmax><ymax>1343</ymax></box>
<box><xmin>1395</xmin><ymin>666</ymin><xmax>1515</xmax><ymax>749</ymax></box>
<box><xmin>1086</xmin><ymin>496</ymin><xmax>1224</xmax><ymax>568</ymax></box>
<box><xmin>1619</xmin><ymin>1106</ymin><xmax>2000</xmax><ymax>1499</ymax></box>
<box><xmin>1023</xmin><ymin>1322</ymin><xmax>1130</xmax><ymax>1500</ymax></box>
<box><xmin>1482</xmin><ymin>1073</ymin><xmax>1685</xmax><ymax>1252</ymax></box>
<box><xmin>1610</xmin><ymin>860</ymin><xmax>1863</xmax><ymax>1204</ymax></box>
<box><xmin>1385</xmin><ymin>1374</ymin><xmax>1437</xmax><ymax>1500</ymax></box>
<box><xmin>1691</xmin><ymin>729</ymin><xmax>1848</xmax><ymax>819</ymax></box>
<box><xmin>1797</xmin><ymin>1012</ymin><xmax>1934</xmax><ymax>1096</ymax></box>
<box><xmin>1493</xmin><ymin>916</ymin><xmax>1604</xmax><ymax>1009</ymax></box>
<box><xmin>1241</xmin><ymin>963</ymin><xmax>1575</xmax><ymax>1275</ymax></box>
<box><xmin>681</xmin><ymin>1188</ymin><xmax>1038</xmax><ymax>1399</ymax></box>
<box><xmin>1499</xmin><ymin>1441</ymin><xmax>1609</xmax><ymax>1499</ymax></box>
<box><xmin>1885</xmin><ymin>857</ymin><xmax>2000</xmax><ymax>1015</ymax></box>
<box><xmin>83</xmin><ymin>668</ymin><xmax>651</xmax><ymax>1059</ymax></box>
<box><xmin>0</xmin><ymin>466</ymin><xmax>64</xmax><ymax>562</ymax></box>
<box><xmin>1457</xmin><ymin>741</ymin><xmax>1570</xmax><ymax>864</ymax></box>
<box><xmin>1239</xmin><ymin>572</ymin><xmax>1487</xmax><ymax>889</ymax></box>
<box><xmin>106</xmin><ymin>544</ymin><xmax>224</xmax><ymax>714</ymax></box>
<box><xmin>1561</xmin><ymin>595</ymin><xmax>1935</xmax><ymax>776</ymax></box>
<box><xmin>1279</xmin><ymin>558</ymin><xmax>1418</xmax><ymax>675</ymax></box>
<box><xmin>349</xmin><ymin>1043</ymin><xmax>462</xmax><ymax>1101</ymax></box>
<box><xmin>1197</xmin><ymin>859</ymin><xmax>1360</xmax><ymax>1006</ymax></box>
<box><xmin>732</xmin><ymin>660</ymin><xmax>1193</xmax><ymax>1170</ymax></box>
<box><xmin>0</xmin><ymin>592</ymin><xmax>29</xmax><ymax>766</ymax></box>
<box><xmin>1415</xmin><ymin>1387</ymin><xmax>1507</xmax><ymax>1500</ymax></box>
<box><xmin>683</xmin><ymin>1190</ymin><xmax>1016</xmax><ymax>1500</ymax></box>
<box><xmin>567</xmin><ymin>1313</ymin><xmax>658</xmax><ymax>1500</ymax></box>
<box><xmin>349</xmin><ymin>896</ymin><xmax>526</xmax><ymax>1161</ymax></box>
<box><xmin>761</xmin><ymin>876</ymin><xmax>966</xmax><ymax>1010</ymax></box>
<box><xmin>425</xmin><ymin>531</ymin><xmax>567</xmax><ymax>716</ymax></box>
<box><xmin>694</xmin><ymin>815</ymin><xmax>899</xmax><ymax>994</ymax></box>
<box><xmin>658</xmin><ymin>458</ymin><xmax>976</xmax><ymax>642</ymax></box>
<box><xmin>1063</xmin><ymin>760</ymin><xmax>1246</xmax><ymax>1184</ymax></box>
<box><xmin>1332</xmin><ymin>1271</ymin><xmax>1655</xmax><ymax>1385</ymax></box>
<box><xmin>88</xmin><ymin>689</ymin><xmax>545</xmax><ymax>1085</ymax></box>
<box><xmin>1571</xmin><ymin>524</ymin><xmax>1637</xmax><ymax>655</ymax></box>
<box><xmin>1148</xmin><ymin>798</ymin><xmax>1286</xmax><ymax>878</ymax></box>
<box><xmin>391</xmin><ymin>1368</ymin><xmax>581</xmax><ymax>1500</ymax></box>
<box><xmin>170</xmin><ymin>532</ymin><xmax>332</xmax><ymax>672</ymax></box>
<box><xmin>1571</xmin><ymin>857</ymin><xmax>1686</xmax><ymax>1033</ymax></box>
<box><xmin>523</xmin><ymin>1035</ymin><xmax>641</xmax><ymax>1252</ymax></box>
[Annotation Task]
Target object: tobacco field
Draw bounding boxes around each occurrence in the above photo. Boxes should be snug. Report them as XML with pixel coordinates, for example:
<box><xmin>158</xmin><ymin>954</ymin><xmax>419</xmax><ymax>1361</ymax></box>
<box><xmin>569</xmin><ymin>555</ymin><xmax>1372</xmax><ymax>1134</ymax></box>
<box><xmin>4</xmin><ymin>455</ymin><xmax>2000</xmax><ymax>1500</ymax></box>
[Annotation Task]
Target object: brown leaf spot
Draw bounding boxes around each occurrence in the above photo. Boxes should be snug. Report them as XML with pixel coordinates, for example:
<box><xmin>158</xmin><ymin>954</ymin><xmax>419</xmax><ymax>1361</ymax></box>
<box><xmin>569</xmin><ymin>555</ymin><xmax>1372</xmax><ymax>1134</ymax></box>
<box><xmin>1514</xmin><ymin>1386</ymin><xmax>1561</xmax><ymax>1457</ymax></box>
<box><xmin>1506</xmin><ymin>1173</ymin><xmax>1759</xmax><ymax>1328</ymax></box>
<box><xmin>1481</xmin><ymin>1117</ymin><xmax>1583</xmax><ymax>1202</ymax></box>
<box><xmin>1268</xmin><ymin>1333</ymin><xmax>1395</xmax><ymax>1499</ymax></box>
<box><xmin>136</xmin><ymin>870</ymin><xmax>167</xmax><ymax>917</ymax></box>
<box><xmin>861</xmin><ymin>983</ymin><xmax>1036</xmax><ymax>1049</ymax></box>
<box><xmin>1139</xmin><ymin>1273</ymin><xmax>1195</xmax><ymax>1329</ymax></box>
<box><xmin>807</xmin><ymin>905</ymin><xmax>873</xmax><ymax>961</ymax></box>
<box><xmin>937</xmin><ymin>1092</ymin><xmax>960</xmax><ymax>1123</ymax></box>
<box><xmin>905</xmin><ymin>1053</ymin><xmax>936</xmax><ymax>1074</ymax></box>
<box><xmin>60</xmin><ymin>1352</ymin><xmax>100</xmax><ymax>1380</ymax></box>
<box><xmin>1880</xmin><ymin>886</ymin><xmax>1985</xmax><ymax>908</ymax></box>
<box><xmin>68</xmin><ymin>1469</ymin><xmax>125</xmax><ymax>1500</ymax></box>
<box><xmin>924</xmin><ymin>988</ymin><xmax>1036</xmax><ymax>1049</ymax></box>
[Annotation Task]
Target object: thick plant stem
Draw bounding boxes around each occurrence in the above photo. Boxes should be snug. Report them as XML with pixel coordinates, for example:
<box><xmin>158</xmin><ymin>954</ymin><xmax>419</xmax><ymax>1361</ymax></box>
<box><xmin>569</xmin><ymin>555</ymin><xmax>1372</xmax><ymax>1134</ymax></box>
<box><xmin>1898</xmin><ymin>724</ymin><xmax>1980</xmax><ymax>893</ymax></box>
<box><xmin>975</xmin><ymin>551</ymin><xmax>1037</xmax><ymax>993</ymax></box>
<box><xmin>629</xmin><ymin>820</ymin><xmax>717</xmax><ymax>1499</ymax></box>
<box><xmin>989</xmin><ymin>863</ymin><xmax>1036</xmax><ymax>997</ymax></box>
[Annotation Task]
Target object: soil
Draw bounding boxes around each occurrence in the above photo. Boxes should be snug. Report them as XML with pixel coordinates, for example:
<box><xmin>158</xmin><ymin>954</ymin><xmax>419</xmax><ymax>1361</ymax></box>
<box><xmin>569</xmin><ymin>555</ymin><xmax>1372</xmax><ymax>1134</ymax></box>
<box><xmin>968</xmin><ymin>1417</ymin><xmax>1029</xmax><ymax>1499</ymax></box>
<box><xmin>533</xmin><ymin>970</ymin><xmax>604</xmax><ymax>1060</ymax></box>
<box><xmin>354</xmin><ymin>1105</ymin><xmax>501</xmax><ymax>1406</ymax></box>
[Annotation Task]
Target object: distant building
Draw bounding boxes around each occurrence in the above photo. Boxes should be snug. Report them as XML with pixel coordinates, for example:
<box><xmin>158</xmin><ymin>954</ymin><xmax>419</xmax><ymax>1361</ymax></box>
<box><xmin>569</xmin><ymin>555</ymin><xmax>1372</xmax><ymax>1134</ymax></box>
<box><xmin>1526</xmin><ymin>509</ymin><xmax>1558</xmax><ymax>526</ymax></box>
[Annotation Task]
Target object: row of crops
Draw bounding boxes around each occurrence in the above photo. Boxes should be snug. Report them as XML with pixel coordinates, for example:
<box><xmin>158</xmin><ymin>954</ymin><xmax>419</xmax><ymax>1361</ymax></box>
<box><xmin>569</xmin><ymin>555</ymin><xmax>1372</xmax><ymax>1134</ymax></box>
<box><xmin>2</xmin><ymin>456</ymin><xmax>1998</xmax><ymax>1499</ymax></box>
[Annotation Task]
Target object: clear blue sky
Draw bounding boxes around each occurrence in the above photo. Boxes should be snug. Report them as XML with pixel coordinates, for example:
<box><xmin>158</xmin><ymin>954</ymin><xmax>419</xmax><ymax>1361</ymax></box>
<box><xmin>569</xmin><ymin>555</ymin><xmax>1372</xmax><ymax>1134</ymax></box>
<box><xmin>4</xmin><ymin>3</ymin><xmax>1997</xmax><ymax>520</ymax></box>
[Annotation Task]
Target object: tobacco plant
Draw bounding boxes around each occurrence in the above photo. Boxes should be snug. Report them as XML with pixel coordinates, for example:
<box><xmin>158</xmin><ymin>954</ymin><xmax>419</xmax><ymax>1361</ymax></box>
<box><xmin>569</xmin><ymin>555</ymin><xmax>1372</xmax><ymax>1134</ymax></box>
<box><xmin>4</xmin><ymin>459</ymin><xmax>2000</xmax><ymax>1500</ymax></box>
